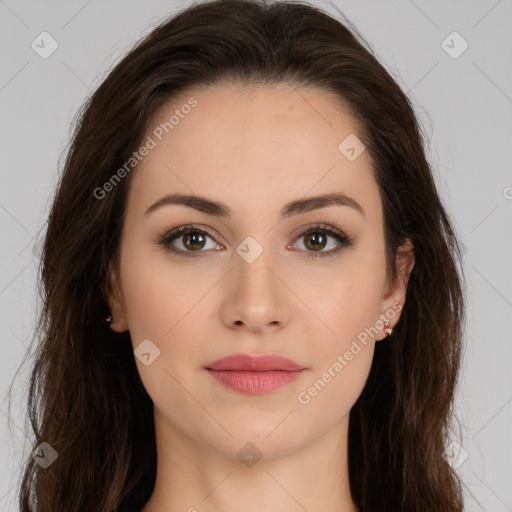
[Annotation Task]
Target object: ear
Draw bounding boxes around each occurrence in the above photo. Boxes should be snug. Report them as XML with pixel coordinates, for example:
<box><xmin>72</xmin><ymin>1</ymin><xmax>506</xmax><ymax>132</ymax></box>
<box><xmin>104</xmin><ymin>265</ymin><xmax>129</xmax><ymax>333</ymax></box>
<box><xmin>378</xmin><ymin>238</ymin><xmax>415</xmax><ymax>339</ymax></box>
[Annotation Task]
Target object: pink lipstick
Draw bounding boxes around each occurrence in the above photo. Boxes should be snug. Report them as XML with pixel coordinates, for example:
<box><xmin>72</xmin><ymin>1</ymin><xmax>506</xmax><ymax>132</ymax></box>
<box><xmin>205</xmin><ymin>354</ymin><xmax>306</xmax><ymax>394</ymax></box>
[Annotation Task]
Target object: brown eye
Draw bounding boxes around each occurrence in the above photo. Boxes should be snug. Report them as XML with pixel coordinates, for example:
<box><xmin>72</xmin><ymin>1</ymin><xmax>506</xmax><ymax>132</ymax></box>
<box><xmin>303</xmin><ymin>231</ymin><xmax>328</xmax><ymax>251</ymax></box>
<box><xmin>159</xmin><ymin>225</ymin><xmax>222</xmax><ymax>257</ymax></box>
<box><xmin>159</xmin><ymin>223</ymin><xmax>353</xmax><ymax>259</ymax></box>
<box><xmin>181</xmin><ymin>231</ymin><xmax>207</xmax><ymax>251</ymax></box>
<box><xmin>291</xmin><ymin>224</ymin><xmax>354</xmax><ymax>260</ymax></box>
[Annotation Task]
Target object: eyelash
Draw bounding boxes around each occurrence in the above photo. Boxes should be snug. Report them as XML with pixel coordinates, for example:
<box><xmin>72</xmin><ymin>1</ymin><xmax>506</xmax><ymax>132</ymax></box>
<box><xmin>157</xmin><ymin>223</ymin><xmax>354</xmax><ymax>260</ymax></box>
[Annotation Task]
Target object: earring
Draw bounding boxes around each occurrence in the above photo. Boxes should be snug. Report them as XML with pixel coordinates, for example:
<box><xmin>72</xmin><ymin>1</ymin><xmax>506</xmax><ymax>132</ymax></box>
<box><xmin>384</xmin><ymin>321</ymin><xmax>393</xmax><ymax>337</ymax></box>
<box><xmin>104</xmin><ymin>288</ymin><xmax>120</xmax><ymax>325</ymax></box>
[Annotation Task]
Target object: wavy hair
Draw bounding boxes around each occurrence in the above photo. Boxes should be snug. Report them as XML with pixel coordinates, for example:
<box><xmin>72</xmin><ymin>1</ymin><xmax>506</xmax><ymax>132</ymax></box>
<box><xmin>11</xmin><ymin>0</ymin><xmax>466</xmax><ymax>510</ymax></box>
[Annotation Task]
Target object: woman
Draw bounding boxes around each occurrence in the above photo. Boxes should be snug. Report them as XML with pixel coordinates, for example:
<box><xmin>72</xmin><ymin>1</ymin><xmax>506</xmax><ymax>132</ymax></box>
<box><xmin>15</xmin><ymin>0</ymin><xmax>466</xmax><ymax>510</ymax></box>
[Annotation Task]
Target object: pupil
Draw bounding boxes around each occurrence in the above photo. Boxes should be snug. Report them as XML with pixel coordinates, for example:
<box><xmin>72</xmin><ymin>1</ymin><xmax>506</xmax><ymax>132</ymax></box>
<box><xmin>306</xmin><ymin>232</ymin><xmax>325</xmax><ymax>251</ymax></box>
<box><xmin>185</xmin><ymin>232</ymin><xmax>205</xmax><ymax>250</ymax></box>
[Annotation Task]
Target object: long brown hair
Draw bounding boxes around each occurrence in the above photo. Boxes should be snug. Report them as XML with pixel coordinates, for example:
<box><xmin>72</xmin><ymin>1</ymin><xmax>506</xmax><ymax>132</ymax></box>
<box><xmin>11</xmin><ymin>0</ymin><xmax>466</xmax><ymax>510</ymax></box>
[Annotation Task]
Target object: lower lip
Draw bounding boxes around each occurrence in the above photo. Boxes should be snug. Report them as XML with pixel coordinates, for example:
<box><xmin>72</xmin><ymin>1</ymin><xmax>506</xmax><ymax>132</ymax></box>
<box><xmin>206</xmin><ymin>369</ymin><xmax>305</xmax><ymax>394</ymax></box>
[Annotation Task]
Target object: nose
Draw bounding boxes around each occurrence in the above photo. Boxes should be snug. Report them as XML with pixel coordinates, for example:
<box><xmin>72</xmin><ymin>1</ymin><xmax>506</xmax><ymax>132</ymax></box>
<box><xmin>220</xmin><ymin>248</ymin><xmax>287</xmax><ymax>334</ymax></box>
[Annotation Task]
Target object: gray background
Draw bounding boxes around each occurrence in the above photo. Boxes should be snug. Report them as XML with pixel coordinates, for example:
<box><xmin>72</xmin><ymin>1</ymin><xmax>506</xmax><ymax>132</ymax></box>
<box><xmin>1</xmin><ymin>0</ymin><xmax>511</xmax><ymax>510</ymax></box>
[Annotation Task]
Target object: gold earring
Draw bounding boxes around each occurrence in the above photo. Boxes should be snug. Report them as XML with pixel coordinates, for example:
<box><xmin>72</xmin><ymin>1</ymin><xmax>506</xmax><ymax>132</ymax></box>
<box><xmin>384</xmin><ymin>321</ymin><xmax>393</xmax><ymax>337</ymax></box>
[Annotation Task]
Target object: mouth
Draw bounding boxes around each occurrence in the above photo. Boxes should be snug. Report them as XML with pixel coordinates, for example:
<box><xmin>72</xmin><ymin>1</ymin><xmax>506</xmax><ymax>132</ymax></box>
<box><xmin>204</xmin><ymin>353</ymin><xmax>307</xmax><ymax>394</ymax></box>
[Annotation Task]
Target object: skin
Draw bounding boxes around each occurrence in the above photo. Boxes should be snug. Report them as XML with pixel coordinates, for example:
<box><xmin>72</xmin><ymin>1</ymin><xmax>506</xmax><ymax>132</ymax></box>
<box><xmin>107</xmin><ymin>82</ymin><xmax>415</xmax><ymax>512</ymax></box>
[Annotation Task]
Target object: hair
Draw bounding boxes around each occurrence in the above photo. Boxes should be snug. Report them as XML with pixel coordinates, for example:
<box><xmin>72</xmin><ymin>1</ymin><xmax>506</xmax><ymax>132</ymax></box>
<box><xmin>10</xmin><ymin>0</ymin><xmax>466</xmax><ymax>510</ymax></box>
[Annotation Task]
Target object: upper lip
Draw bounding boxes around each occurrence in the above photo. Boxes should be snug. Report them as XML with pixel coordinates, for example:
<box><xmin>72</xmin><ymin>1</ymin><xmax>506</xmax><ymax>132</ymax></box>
<box><xmin>205</xmin><ymin>354</ymin><xmax>305</xmax><ymax>372</ymax></box>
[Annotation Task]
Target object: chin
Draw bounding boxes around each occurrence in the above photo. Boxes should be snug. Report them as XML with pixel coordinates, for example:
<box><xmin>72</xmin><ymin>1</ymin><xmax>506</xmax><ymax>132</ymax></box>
<box><xmin>202</xmin><ymin>417</ymin><xmax>315</xmax><ymax>462</ymax></box>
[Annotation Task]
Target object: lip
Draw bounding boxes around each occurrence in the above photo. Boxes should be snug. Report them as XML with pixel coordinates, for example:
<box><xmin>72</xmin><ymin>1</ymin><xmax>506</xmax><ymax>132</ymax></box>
<box><xmin>205</xmin><ymin>354</ymin><xmax>305</xmax><ymax>372</ymax></box>
<box><xmin>205</xmin><ymin>354</ymin><xmax>307</xmax><ymax>394</ymax></box>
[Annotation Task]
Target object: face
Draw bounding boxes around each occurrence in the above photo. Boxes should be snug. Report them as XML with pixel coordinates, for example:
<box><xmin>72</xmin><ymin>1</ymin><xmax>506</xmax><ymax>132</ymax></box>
<box><xmin>107</xmin><ymin>82</ymin><xmax>413</xmax><ymax>460</ymax></box>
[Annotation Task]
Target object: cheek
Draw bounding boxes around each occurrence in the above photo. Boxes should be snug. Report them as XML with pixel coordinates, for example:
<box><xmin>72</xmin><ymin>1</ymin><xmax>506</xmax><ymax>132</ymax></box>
<box><xmin>119</xmin><ymin>241</ymin><xmax>201</xmax><ymax>340</ymax></box>
<box><xmin>295</xmin><ymin>272</ymin><xmax>383</xmax><ymax>417</ymax></box>
<box><xmin>307</xmin><ymin>260</ymin><xmax>386</xmax><ymax>347</ymax></box>
<box><xmin>295</xmin><ymin>340</ymin><xmax>374</xmax><ymax>433</ymax></box>
<box><xmin>119</xmin><ymin>244</ymin><xmax>213</xmax><ymax>395</ymax></box>
<box><xmin>119</xmin><ymin>247</ymin><xmax>206</xmax><ymax>419</ymax></box>
<box><xmin>297</xmin><ymin>257</ymin><xmax>384</xmax><ymax>402</ymax></box>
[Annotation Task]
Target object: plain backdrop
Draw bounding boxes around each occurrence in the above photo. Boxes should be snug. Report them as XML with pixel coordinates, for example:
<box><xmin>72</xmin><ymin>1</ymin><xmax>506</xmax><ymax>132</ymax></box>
<box><xmin>0</xmin><ymin>0</ymin><xmax>511</xmax><ymax>510</ymax></box>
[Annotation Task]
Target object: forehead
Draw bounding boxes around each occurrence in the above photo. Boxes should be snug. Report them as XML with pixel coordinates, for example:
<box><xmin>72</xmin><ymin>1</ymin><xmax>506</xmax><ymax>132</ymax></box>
<box><xmin>126</xmin><ymin>82</ymin><xmax>381</xmax><ymax>223</ymax></box>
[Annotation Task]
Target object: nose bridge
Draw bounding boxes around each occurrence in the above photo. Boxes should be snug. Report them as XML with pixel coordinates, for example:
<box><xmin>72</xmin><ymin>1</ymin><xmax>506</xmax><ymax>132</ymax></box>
<box><xmin>226</xmin><ymin>234</ymin><xmax>286</xmax><ymax>329</ymax></box>
<box><xmin>235</xmin><ymin>234</ymin><xmax>280</xmax><ymax>299</ymax></box>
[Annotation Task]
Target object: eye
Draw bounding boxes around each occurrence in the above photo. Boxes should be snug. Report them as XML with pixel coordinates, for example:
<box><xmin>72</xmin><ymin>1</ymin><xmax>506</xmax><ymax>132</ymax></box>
<box><xmin>158</xmin><ymin>223</ymin><xmax>353</xmax><ymax>258</ymax></box>
<box><xmin>158</xmin><ymin>225</ymin><xmax>222</xmax><ymax>257</ymax></box>
<box><xmin>289</xmin><ymin>223</ymin><xmax>354</xmax><ymax>259</ymax></box>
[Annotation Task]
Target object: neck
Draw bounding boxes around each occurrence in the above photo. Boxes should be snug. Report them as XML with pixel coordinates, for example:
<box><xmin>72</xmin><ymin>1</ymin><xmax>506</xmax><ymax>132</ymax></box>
<box><xmin>141</xmin><ymin>407</ymin><xmax>358</xmax><ymax>512</ymax></box>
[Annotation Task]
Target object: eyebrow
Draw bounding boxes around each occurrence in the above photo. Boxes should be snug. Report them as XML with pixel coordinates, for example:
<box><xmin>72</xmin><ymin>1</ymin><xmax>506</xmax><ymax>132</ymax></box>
<box><xmin>144</xmin><ymin>192</ymin><xmax>365</xmax><ymax>219</ymax></box>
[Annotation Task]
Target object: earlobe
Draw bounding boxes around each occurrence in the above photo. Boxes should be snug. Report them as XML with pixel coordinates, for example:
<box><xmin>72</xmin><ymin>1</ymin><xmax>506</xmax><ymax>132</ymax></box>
<box><xmin>377</xmin><ymin>238</ymin><xmax>415</xmax><ymax>340</ymax></box>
